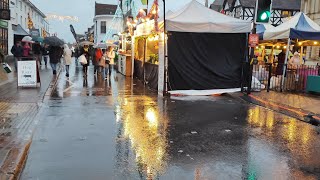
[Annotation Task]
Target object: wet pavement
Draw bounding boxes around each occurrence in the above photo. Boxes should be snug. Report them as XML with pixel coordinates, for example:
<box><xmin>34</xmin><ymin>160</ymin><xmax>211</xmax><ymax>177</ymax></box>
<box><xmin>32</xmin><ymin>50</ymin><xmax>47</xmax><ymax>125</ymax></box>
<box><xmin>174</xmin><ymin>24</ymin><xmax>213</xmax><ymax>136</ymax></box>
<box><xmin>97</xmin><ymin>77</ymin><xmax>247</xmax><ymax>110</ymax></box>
<box><xmin>20</xmin><ymin>62</ymin><xmax>320</xmax><ymax>180</ymax></box>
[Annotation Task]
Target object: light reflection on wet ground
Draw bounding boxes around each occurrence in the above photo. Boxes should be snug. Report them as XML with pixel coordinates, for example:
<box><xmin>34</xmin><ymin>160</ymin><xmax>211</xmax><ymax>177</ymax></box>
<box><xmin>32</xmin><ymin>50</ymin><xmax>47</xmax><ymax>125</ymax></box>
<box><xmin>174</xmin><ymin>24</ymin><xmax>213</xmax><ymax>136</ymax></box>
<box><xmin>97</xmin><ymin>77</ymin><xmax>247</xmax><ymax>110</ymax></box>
<box><xmin>20</xmin><ymin>64</ymin><xmax>320</xmax><ymax>180</ymax></box>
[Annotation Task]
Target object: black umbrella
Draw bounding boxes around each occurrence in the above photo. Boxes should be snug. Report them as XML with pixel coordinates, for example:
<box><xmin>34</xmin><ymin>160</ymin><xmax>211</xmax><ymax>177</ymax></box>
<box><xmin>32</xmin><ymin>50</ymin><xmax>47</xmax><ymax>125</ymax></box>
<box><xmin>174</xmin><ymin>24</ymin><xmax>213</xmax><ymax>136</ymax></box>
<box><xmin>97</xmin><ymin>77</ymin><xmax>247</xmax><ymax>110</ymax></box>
<box><xmin>43</xmin><ymin>36</ymin><xmax>64</xmax><ymax>46</ymax></box>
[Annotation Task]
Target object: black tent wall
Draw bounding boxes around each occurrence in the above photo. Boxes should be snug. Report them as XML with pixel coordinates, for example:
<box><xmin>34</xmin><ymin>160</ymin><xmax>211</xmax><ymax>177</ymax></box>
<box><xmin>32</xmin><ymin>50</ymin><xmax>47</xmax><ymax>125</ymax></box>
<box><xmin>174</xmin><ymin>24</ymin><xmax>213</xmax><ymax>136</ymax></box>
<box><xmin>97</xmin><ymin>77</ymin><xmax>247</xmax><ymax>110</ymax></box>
<box><xmin>167</xmin><ymin>31</ymin><xmax>247</xmax><ymax>90</ymax></box>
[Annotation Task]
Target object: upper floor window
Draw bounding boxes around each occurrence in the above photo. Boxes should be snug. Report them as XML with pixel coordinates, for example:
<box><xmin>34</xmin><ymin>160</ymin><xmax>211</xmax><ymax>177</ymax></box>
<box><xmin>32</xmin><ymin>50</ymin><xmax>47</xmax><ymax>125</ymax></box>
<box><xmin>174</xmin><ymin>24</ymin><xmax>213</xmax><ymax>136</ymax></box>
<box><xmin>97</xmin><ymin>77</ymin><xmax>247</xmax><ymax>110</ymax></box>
<box><xmin>101</xmin><ymin>21</ymin><xmax>106</xmax><ymax>34</ymax></box>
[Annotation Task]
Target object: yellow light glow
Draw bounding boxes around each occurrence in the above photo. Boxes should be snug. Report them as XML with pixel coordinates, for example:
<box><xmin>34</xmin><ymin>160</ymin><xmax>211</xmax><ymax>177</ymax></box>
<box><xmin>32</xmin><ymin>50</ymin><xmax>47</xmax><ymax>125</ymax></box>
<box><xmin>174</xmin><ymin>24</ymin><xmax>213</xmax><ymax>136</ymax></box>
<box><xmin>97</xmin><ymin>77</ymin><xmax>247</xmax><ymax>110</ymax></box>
<box><xmin>152</xmin><ymin>9</ymin><xmax>157</xmax><ymax>14</ymax></box>
<box><xmin>261</xmin><ymin>45</ymin><xmax>265</xmax><ymax>48</ymax></box>
<box><xmin>146</xmin><ymin>108</ymin><xmax>158</xmax><ymax>128</ymax></box>
<box><xmin>298</xmin><ymin>42</ymin><xmax>302</xmax><ymax>46</ymax></box>
<box><xmin>276</xmin><ymin>45</ymin><xmax>280</xmax><ymax>48</ymax></box>
<box><xmin>314</xmin><ymin>41</ymin><xmax>318</xmax><ymax>45</ymax></box>
<box><xmin>284</xmin><ymin>46</ymin><xmax>287</xmax><ymax>49</ymax></box>
<box><xmin>255</xmin><ymin>46</ymin><xmax>259</xmax><ymax>49</ymax></box>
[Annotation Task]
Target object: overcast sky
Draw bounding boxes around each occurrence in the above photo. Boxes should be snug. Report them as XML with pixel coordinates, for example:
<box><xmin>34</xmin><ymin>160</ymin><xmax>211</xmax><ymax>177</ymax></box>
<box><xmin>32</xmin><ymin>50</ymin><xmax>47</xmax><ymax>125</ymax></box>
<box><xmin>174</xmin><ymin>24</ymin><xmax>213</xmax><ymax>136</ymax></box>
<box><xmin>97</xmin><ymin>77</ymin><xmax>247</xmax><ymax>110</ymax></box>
<box><xmin>30</xmin><ymin>0</ymin><xmax>214</xmax><ymax>43</ymax></box>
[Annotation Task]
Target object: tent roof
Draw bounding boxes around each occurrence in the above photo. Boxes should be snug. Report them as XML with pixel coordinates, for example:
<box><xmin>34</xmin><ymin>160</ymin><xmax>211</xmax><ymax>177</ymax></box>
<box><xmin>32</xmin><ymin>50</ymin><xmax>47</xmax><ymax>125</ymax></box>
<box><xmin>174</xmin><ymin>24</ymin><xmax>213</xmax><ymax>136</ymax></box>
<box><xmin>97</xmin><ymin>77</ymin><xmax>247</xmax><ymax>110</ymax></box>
<box><xmin>166</xmin><ymin>0</ymin><xmax>251</xmax><ymax>33</ymax></box>
<box><xmin>263</xmin><ymin>12</ymin><xmax>320</xmax><ymax>40</ymax></box>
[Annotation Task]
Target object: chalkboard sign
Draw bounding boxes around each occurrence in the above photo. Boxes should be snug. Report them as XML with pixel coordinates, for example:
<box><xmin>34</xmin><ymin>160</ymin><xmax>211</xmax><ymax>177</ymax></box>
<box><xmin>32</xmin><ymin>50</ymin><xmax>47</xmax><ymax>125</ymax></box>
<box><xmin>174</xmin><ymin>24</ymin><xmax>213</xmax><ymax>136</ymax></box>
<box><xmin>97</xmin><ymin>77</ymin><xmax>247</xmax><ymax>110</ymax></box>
<box><xmin>17</xmin><ymin>60</ymin><xmax>37</xmax><ymax>87</ymax></box>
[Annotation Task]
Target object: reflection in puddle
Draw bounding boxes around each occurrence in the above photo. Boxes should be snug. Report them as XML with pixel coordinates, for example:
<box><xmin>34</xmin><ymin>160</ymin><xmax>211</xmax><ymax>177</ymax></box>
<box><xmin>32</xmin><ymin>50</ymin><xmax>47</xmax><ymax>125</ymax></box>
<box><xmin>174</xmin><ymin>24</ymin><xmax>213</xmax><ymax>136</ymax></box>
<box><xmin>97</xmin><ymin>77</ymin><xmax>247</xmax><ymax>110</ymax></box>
<box><xmin>116</xmin><ymin>95</ymin><xmax>168</xmax><ymax>179</ymax></box>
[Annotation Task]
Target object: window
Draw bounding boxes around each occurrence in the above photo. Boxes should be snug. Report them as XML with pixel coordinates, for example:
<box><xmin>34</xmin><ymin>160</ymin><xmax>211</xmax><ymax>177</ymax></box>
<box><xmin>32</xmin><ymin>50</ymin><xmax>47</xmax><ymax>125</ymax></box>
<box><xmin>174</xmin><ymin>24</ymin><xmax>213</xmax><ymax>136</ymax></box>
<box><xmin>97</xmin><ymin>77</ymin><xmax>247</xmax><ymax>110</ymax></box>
<box><xmin>20</xmin><ymin>15</ymin><xmax>22</xmax><ymax>25</ymax></box>
<box><xmin>16</xmin><ymin>13</ymin><xmax>18</xmax><ymax>24</ymax></box>
<box><xmin>25</xmin><ymin>18</ymin><xmax>27</xmax><ymax>29</ymax></box>
<box><xmin>0</xmin><ymin>0</ymin><xmax>9</xmax><ymax>9</ymax></box>
<box><xmin>0</xmin><ymin>28</ymin><xmax>8</xmax><ymax>55</ymax></box>
<box><xmin>20</xmin><ymin>1</ymin><xmax>22</xmax><ymax>11</ymax></box>
<box><xmin>101</xmin><ymin>21</ymin><xmax>106</xmax><ymax>33</ymax></box>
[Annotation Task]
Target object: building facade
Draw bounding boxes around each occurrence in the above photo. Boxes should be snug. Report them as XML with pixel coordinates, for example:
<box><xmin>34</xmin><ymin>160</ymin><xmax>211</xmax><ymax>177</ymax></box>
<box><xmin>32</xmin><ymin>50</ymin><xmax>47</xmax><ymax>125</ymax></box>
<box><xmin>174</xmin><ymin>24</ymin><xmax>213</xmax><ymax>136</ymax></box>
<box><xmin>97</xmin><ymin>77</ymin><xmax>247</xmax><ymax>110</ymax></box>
<box><xmin>8</xmin><ymin>0</ymin><xmax>49</xmax><ymax>55</ymax></box>
<box><xmin>301</xmin><ymin>0</ymin><xmax>320</xmax><ymax>61</ymax></box>
<box><xmin>0</xmin><ymin>0</ymin><xmax>9</xmax><ymax>55</ymax></box>
<box><xmin>215</xmin><ymin>0</ymin><xmax>301</xmax><ymax>26</ymax></box>
<box><xmin>93</xmin><ymin>2</ymin><xmax>117</xmax><ymax>43</ymax></box>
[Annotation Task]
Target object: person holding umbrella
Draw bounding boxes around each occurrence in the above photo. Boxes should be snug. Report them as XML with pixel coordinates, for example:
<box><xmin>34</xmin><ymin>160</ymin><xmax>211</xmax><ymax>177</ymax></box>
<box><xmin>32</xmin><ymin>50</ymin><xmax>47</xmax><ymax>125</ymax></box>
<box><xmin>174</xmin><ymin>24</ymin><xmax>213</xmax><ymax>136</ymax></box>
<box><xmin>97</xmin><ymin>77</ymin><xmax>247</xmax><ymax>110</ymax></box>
<box><xmin>49</xmin><ymin>46</ymin><xmax>62</xmax><ymax>75</ymax></box>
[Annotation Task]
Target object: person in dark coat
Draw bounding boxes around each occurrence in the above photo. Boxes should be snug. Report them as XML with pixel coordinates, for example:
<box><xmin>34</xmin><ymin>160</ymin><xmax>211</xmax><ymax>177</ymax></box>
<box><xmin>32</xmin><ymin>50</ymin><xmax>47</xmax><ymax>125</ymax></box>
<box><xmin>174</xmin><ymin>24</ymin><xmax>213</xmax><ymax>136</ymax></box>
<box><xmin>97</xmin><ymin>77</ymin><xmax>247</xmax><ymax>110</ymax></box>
<box><xmin>80</xmin><ymin>45</ymin><xmax>90</xmax><ymax>77</ymax></box>
<box><xmin>42</xmin><ymin>44</ymin><xmax>49</xmax><ymax>66</ymax></box>
<box><xmin>10</xmin><ymin>41</ymin><xmax>23</xmax><ymax>71</ymax></box>
<box><xmin>276</xmin><ymin>49</ymin><xmax>286</xmax><ymax>76</ymax></box>
<box><xmin>49</xmin><ymin>46</ymin><xmax>62</xmax><ymax>75</ymax></box>
<box><xmin>33</xmin><ymin>42</ymin><xmax>42</xmax><ymax>65</ymax></box>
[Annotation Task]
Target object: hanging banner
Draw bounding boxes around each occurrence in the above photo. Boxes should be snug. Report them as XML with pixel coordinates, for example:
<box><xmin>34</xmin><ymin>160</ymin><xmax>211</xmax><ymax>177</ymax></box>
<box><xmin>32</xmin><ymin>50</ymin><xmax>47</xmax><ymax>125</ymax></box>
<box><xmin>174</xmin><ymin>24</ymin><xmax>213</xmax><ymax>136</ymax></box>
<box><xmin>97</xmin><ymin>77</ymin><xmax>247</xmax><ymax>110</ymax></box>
<box><xmin>17</xmin><ymin>60</ymin><xmax>37</xmax><ymax>87</ymax></box>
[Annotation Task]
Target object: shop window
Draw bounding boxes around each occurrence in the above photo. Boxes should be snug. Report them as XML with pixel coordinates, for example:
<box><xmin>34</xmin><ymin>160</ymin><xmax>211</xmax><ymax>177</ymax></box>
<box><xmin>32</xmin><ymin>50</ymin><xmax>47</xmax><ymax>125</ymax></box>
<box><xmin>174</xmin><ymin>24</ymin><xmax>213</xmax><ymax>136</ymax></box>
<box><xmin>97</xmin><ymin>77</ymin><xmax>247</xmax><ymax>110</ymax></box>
<box><xmin>281</xmin><ymin>11</ymin><xmax>291</xmax><ymax>18</ymax></box>
<box><xmin>0</xmin><ymin>28</ymin><xmax>8</xmax><ymax>55</ymax></box>
<box><xmin>0</xmin><ymin>0</ymin><xmax>9</xmax><ymax>9</ymax></box>
<box><xmin>101</xmin><ymin>21</ymin><xmax>106</xmax><ymax>34</ymax></box>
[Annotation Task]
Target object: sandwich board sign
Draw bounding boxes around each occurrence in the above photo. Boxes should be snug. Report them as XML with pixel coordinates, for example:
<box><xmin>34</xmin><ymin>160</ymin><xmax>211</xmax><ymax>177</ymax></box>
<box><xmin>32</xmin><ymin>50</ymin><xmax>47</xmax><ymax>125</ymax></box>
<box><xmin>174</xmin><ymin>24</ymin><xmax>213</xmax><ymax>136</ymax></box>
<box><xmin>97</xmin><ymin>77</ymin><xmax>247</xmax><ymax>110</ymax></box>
<box><xmin>17</xmin><ymin>60</ymin><xmax>37</xmax><ymax>87</ymax></box>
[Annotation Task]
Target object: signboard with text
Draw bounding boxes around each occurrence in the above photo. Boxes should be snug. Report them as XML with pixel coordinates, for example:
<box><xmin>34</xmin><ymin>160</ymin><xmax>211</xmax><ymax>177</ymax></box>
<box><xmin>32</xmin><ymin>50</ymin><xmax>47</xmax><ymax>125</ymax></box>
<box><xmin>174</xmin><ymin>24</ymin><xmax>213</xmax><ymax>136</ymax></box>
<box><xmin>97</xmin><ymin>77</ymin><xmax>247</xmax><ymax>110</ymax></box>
<box><xmin>249</xmin><ymin>34</ymin><xmax>259</xmax><ymax>47</ymax></box>
<box><xmin>17</xmin><ymin>61</ymin><xmax>37</xmax><ymax>87</ymax></box>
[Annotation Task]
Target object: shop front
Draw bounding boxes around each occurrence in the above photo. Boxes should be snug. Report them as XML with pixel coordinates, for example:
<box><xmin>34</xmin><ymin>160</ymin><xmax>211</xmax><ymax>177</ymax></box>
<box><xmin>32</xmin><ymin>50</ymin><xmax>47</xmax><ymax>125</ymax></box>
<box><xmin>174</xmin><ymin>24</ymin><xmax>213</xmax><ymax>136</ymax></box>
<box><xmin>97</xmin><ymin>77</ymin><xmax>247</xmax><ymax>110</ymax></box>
<box><xmin>0</xmin><ymin>20</ymin><xmax>8</xmax><ymax>56</ymax></box>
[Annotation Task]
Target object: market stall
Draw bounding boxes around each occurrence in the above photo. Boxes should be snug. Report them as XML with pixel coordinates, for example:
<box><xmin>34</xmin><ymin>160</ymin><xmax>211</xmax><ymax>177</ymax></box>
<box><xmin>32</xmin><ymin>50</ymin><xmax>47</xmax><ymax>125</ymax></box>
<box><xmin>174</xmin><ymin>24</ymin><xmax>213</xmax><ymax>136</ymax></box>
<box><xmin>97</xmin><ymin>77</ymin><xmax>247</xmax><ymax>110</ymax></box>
<box><xmin>262</xmin><ymin>12</ymin><xmax>320</xmax><ymax>91</ymax></box>
<box><xmin>132</xmin><ymin>2</ymin><xmax>163</xmax><ymax>90</ymax></box>
<box><xmin>118</xmin><ymin>33</ymin><xmax>133</xmax><ymax>77</ymax></box>
<box><xmin>162</xmin><ymin>0</ymin><xmax>251</xmax><ymax>93</ymax></box>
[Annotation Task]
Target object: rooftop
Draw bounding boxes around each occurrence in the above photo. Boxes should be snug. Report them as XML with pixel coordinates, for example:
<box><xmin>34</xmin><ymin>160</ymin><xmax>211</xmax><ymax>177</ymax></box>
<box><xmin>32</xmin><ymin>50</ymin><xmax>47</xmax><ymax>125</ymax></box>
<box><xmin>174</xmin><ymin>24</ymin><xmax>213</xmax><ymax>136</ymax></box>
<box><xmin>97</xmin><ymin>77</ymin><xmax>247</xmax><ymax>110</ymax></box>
<box><xmin>95</xmin><ymin>2</ymin><xmax>118</xmax><ymax>16</ymax></box>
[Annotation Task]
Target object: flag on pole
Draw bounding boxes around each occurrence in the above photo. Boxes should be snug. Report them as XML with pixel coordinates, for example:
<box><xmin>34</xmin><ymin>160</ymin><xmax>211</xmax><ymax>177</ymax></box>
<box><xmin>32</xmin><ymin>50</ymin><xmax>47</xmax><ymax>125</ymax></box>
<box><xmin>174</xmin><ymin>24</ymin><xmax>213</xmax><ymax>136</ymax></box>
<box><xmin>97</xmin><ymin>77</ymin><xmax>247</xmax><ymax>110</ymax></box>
<box><xmin>141</xmin><ymin>0</ymin><xmax>148</xmax><ymax>5</ymax></box>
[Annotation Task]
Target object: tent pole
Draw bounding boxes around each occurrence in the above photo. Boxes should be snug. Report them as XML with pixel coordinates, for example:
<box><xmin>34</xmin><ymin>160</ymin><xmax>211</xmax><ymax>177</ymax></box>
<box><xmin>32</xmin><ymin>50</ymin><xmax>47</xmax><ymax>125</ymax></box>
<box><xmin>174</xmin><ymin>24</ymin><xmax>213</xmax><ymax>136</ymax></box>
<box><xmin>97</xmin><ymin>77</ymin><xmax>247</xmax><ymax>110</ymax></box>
<box><xmin>300</xmin><ymin>45</ymin><xmax>303</xmax><ymax>64</ymax></box>
<box><xmin>281</xmin><ymin>38</ymin><xmax>291</xmax><ymax>92</ymax></box>
<box><xmin>163</xmin><ymin>0</ymin><xmax>168</xmax><ymax>96</ymax></box>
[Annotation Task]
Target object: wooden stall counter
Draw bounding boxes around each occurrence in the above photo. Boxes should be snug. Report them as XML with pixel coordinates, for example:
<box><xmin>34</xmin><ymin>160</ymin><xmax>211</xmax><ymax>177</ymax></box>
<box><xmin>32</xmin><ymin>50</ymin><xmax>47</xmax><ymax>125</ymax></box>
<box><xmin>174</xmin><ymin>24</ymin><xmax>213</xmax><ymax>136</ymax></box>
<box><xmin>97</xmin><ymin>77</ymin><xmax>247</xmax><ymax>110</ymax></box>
<box><xmin>118</xmin><ymin>52</ymin><xmax>133</xmax><ymax>77</ymax></box>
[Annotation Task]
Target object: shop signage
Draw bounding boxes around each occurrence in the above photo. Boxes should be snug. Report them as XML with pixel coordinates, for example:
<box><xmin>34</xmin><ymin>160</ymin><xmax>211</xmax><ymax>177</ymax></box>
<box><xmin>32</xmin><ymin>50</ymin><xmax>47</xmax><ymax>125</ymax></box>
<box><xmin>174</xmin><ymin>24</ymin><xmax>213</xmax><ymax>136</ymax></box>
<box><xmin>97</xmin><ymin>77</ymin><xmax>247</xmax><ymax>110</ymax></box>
<box><xmin>249</xmin><ymin>34</ymin><xmax>259</xmax><ymax>47</ymax></box>
<box><xmin>0</xmin><ymin>20</ymin><xmax>8</xmax><ymax>28</ymax></box>
<box><xmin>30</xmin><ymin>29</ymin><xmax>40</xmax><ymax>37</ymax></box>
<box><xmin>17</xmin><ymin>61</ymin><xmax>37</xmax><ymax>87</ymax></box>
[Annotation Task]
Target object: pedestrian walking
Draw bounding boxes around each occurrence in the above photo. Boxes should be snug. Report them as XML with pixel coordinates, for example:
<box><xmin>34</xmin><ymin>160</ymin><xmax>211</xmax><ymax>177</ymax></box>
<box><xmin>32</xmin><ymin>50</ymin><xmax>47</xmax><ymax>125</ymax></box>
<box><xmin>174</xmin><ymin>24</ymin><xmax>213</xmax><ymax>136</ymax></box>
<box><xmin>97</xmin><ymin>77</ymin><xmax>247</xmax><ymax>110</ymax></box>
<box><xmin>10</xmin><ymin>41</ymin><xmax>23</xmax><ymax>72</ymax></box>
<box><xmin>80</xmin><ymin>45</ymin><xmax>90</xmax><ymax>77</ymax></box>
<box><xmin>276</xmin><ymin>49</ymin><xmax>286</xmax><ymax>76</ymax></box>
<box><xmin>22</xmin><ymin>42</ymin><xmax>31</xmax><ymax>58</ymax></box>
<box><xmin>49</xmin><ymin>46</ymin><xmax>62</xmax><ymax>75</ymax></box>
<box><xmin>63</xmin><ymin>44</ymin><xmax>72</xmax><ymax>77</ymax></box>
<box><xmin>33</xmin><ymin>41</ymin><xmax>42</xmax><ymax>65</ymax></box>
<box><xmin>106</xmin><ymin>46</ymin><xmax>115</xmax><ymax>77</ymax></box>
<box><xmin>94</xmin><ymin>48</ymin><xmax>103</xmax><ymax>75</ymax></box>
<box><xmin>42</xmin><ymin>44</ymin><xmax>49</xmax><ymax>66</ymax></box>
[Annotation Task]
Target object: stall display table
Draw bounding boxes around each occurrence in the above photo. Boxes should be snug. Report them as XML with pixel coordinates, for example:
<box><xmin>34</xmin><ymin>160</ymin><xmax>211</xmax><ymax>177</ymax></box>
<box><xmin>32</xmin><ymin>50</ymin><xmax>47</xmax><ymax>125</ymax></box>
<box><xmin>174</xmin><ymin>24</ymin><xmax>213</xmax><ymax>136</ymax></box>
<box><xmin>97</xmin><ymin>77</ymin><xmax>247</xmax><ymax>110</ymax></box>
<box><xmin>306</xmin><ymin>76</ymin><xmax>320</xmax><ymax>93</ymax></box>
<box><xmin>118</xmin><ymin>53</ymin><xmax>132</xmax><ymax>77</ymax></box>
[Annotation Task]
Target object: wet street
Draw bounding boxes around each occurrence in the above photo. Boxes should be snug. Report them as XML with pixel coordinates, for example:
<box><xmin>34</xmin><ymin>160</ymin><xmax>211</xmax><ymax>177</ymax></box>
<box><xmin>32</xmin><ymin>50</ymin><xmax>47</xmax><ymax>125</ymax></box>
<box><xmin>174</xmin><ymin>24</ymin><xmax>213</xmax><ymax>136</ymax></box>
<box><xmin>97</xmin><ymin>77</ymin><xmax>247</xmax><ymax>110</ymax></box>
<box><xmin>20</xmin><ymin>61</ymin><xmax>320</xmax><ymax>180</ymax></box>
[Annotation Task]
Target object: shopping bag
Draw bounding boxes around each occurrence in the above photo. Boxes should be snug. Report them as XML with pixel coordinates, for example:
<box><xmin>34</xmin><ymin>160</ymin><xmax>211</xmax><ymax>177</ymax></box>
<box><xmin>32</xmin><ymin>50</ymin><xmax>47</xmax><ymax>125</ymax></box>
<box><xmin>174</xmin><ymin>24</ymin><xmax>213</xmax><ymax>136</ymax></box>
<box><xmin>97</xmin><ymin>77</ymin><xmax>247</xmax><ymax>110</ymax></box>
<box><xmin>2</xmin><ymin>63</ymin><xmax>12</xmax><ymax>73</ymax></box>
<box><xmin>79</xmin><ymin>55</ymin><xmax>87</xmax><ymax>65</ymax></box>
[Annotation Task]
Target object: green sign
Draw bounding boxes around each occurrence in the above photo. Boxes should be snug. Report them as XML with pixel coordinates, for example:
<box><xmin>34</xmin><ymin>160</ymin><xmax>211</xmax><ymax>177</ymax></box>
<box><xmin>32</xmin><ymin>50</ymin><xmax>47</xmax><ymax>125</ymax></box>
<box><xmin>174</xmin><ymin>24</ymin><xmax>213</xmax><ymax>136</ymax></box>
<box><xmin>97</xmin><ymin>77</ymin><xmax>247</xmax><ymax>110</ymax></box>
<box><xmin>0</xmin><ymin>20</ymin><xmax>8</xmax><ymax>28</ymax></box>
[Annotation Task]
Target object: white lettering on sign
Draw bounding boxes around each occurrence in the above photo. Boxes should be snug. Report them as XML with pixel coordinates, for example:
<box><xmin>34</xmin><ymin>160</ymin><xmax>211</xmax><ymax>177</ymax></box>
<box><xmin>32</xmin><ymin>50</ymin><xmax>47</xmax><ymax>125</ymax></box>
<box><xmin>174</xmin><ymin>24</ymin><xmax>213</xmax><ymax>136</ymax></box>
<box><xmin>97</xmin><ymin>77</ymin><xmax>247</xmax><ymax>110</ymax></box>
<box><xmin>17</xmin><ymin>61</ymin><xmax>37</xmax><ymax>87</ymax></box>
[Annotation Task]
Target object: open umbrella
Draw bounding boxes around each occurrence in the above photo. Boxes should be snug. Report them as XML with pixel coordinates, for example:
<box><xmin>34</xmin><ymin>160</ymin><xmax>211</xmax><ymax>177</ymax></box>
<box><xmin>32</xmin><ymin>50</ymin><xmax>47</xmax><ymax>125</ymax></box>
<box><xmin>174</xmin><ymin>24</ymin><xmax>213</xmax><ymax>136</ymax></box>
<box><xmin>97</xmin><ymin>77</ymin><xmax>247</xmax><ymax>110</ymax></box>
<box><xmin>44</xmin><ymin>36</ymin><xmax>64</xmax><ymax>46</ymax></box>
<box><xmin>32</xmin><ymin>36</ymin><xmax>44</xmax><ymax>43</ymax></box>
<box><xmin>78</xmin><ymin>41</ymin><xmax>94</xmax><ymax>46</ymax></box>
<box><xmin>22</xmin><ymin>36</ymin><xmax>34</xmax><ymax>43</ymax></box>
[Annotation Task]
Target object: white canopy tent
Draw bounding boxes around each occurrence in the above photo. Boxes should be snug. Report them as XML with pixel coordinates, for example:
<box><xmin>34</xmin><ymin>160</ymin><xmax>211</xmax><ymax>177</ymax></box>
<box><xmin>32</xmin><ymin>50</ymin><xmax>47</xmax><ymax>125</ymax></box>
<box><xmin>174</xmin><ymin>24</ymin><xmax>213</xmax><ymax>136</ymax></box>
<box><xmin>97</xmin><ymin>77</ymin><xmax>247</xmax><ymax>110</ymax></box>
<box><xmin>159</xmin><ymin>0</ymin><xmax>251</xmax><ymax>95</ymax></box>
<box><xmin>165</xmin><ymin>0</ymin><xmax>251</xmax><ymax>33</ymax></box>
